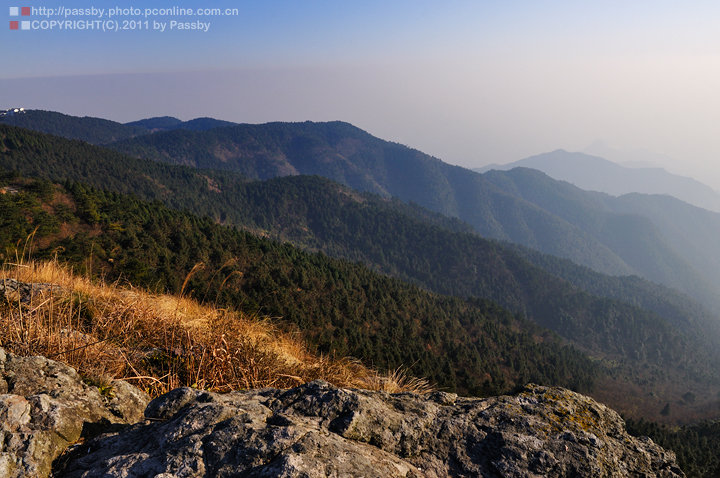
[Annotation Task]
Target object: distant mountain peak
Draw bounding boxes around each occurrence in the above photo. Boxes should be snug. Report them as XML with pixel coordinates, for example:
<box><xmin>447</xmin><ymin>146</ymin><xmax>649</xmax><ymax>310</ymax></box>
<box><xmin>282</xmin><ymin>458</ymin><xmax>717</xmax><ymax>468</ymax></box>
<box><xmin>482</xmin><ymin>149</ymin><xmax>720</xmax><ymax>212</ymax></box>
<box><xmin>125</xmin><ymin>116</ymin><xmax>183</xmax><ymax>130</ymax></box>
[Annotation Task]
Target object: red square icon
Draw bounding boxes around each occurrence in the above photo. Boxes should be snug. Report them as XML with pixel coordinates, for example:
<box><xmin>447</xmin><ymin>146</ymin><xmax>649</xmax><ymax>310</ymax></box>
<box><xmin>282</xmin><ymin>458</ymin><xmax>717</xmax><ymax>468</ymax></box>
<box><xmin>21</xmin><ymin>7</ymin><xmax>31</xmax><ymax>16</ymax></box>
<box><xmin>9</xmin><ymin>21</ymin><xmax>19</xmax><ymax>30</ymax></box>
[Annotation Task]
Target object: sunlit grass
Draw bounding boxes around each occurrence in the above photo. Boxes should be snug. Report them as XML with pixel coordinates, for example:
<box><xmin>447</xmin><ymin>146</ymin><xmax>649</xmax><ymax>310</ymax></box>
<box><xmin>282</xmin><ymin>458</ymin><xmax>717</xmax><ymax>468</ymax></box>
<box><xmin>0</xmin><ymin>258</ymin><xmax>432</xmax><ymax>397</ymax></box>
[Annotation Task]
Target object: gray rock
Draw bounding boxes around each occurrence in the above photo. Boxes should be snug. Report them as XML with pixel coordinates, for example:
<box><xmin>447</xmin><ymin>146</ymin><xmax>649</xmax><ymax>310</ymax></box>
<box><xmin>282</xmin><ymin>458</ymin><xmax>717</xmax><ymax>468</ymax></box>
<box><xmin>0</xmin><ymin>348</ymin><xmax>150</xmax><ymax>478</ymax></box>
<box><xmin>0</xmin><ymin>278</ymin><xmax>61</xmax><ymax>304</ymax></box>
<box><xmin>55</xmin><ymin>381</ymin><xmax>685</xmax><ymax>477</ymax></box>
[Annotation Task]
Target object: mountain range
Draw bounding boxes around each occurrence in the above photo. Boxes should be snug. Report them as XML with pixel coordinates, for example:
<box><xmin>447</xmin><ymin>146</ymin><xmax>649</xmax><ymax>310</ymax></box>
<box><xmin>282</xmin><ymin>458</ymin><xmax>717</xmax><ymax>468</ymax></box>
<box><xmin>4</xmin><ymin>116</ymin><xmax>720</xmax><ymax>424</ymax></box>
<box><xmin>4</xmin><ymin>109</ymin><xmax>720</xmax><ymax>475</ymax></box>
<box><xmin>0</xmin><ymin>125</ymin><xmax>603</xmax><ymax>400</ymax></box>
<box><xmin>84</xmin><ymin>116</ymin><xmax>720</xmax><ymax>311</ymax></box>
<box><xmin>7</xmin><ymin>111</ymin><xmax>720</xmax><ymax>312</ymax></box>
<box><xmin>477</xmin><ymin>149</ymin><xmax>720</xmax><ymax>213</ymax></box>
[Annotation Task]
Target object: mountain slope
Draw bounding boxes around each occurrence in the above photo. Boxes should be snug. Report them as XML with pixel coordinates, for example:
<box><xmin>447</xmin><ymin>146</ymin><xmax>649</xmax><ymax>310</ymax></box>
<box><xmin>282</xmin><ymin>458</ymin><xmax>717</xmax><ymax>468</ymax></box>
<box><xmin>0</xmin><ymin>110</ymin><xmax>239</xmax><ymax>145</ymax></box>
<box><xmin>610</xmin><ymin>193</ymin><xmax>720</xmax><ymax>301</ymax></box>
<box><xmin>5</xmin><ymin>124</ymin><xmax>716</xmax><ymax>367</ymax></box>
<box><xmin>6</xmin><ymin>125</ymin><xmax>720</xmax><ymax>420</ymax></box>
<box><xmin>482</xmin><ymin>168</ymin><xmax>720</xmax><ymax>308</ymax></box>
<box><xmin>124</xmin><ymin>116</ymin><xmax>184</xmax><ymax>131</ymax></box>
<box><xmin>109</xmin><ymin>121</ymin><xmax>648</xmax><ymax>276</ymax></box>
<box><xmin>0</xmin><ymin>110</ymin><xmax>145</xmax><ymax>144</ymax></box>
<box><xmin>0</xmin><ymin>175</ymin><xmax>602</xmax><ymax>398</ymax></box>
<box><xmin>5</xmin><ymin>124</ymin><xmax>719</xmax><ymax>348</ymax></box>
<box><xmin>477</xmin><ymin>149</ymin><xmax>720</xmax><ymax>212</ymax></box>
<box><xmin>220</xmin><ymin>175</ymin><xmax>720</xmax><ymax>423</ymax></box>
<box><xmin>108</xmin><ymin>119</ymin><xmax>720</xmax><ymax>309</ymax></box>
<box><xmin>126</xmin><ymin>116</ymin><xmax>237</xmax><ymax>132</ymax></box>
<box><xmin>12</xmin><ymin>112</ymin><xmax>708</xmax><ymax>302</ymax></box>
<box><xmin>10</xmin><ymin>112</ymin><xmax>717</xmax><ymax>307</ymax></box>
<box><xmin>232</xmin><ymin>175</ymin><xmax>720</xmax><ymax>352</ymax></box>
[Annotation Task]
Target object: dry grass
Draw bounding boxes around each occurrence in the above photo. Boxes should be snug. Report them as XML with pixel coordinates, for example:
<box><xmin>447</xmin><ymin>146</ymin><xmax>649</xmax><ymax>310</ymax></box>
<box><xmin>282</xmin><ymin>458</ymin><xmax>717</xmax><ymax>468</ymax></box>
<box><xmin>362</xmin><ymin>366</ymin><xmax>435</xmax><ymax>395</ymax></box>
<box><xmin>0</xmin><ymin>259</ymin><xmax>432</xmax><ymax>397</ymax></box>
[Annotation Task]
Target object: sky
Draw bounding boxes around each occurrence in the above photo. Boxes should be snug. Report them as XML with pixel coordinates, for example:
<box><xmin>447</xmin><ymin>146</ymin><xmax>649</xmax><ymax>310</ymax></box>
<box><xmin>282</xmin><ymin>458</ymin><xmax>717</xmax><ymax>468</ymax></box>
<box><xmin>3</xmin><ymin>1</ymin><xmax>720</xmax><ymax>187</ymax></box>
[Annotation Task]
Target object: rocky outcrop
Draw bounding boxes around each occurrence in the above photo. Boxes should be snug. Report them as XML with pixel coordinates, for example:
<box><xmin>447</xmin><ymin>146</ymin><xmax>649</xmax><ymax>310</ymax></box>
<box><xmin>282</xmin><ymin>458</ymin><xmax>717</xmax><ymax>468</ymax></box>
<box><xmin>0</xmin><ymin>345</ymin><xmax>684</xmax><ymax>477</ymax></box>
<box><xmin>0</xmin><ymin>348</ymin><xmax>149</xmax><ymax>478</ymax></box>
<box><xmin>55</xmin><ymin>380</ymin><xmax>685</xmax><ymax>477</ymax></box>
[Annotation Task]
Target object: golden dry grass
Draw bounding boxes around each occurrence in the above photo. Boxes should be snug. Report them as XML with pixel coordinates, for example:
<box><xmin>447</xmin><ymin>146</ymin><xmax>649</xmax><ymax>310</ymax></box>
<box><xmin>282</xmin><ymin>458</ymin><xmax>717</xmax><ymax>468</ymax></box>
<box><xmin>0</xmin><ymin>259</ymin><xmax>431</xmax><ymax>397</ymax></box>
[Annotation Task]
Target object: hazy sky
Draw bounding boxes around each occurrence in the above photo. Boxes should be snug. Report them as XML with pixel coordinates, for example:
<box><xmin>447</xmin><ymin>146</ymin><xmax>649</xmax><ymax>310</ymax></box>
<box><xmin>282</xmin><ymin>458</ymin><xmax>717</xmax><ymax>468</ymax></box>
<box><xmin>3</xmin><ymin>1</ymin><xmax>720</xmax><ymax>187</ymax></box>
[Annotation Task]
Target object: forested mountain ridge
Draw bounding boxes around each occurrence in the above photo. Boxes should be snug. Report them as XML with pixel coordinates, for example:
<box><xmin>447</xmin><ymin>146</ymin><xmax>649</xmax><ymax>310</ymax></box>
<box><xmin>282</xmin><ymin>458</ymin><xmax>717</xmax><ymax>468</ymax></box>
<box><xmin>6</xmin><ymin>113</ymin><xmax>720</xmax><ymax>476</ymax></box>
<box><xmin>3</xmin><ymin>124</ymin><xmax>720</xmax><ymax>422</ymax></box>
<box><xmin>3</xmin><ymin>123</ymin><xmax>716</xmax><ymax>360</ymax></box>
<box><xmin>0</xmin><ymin>110</ymin><xmax>145</xmax><ymax>144</ymax></box>
<box><xmin>211</xmin><ymin>174</ymin><xmax>720</xmax><ymax>421</ymax></box>
<box><xmin>0</xmin><ymin>122</ymin><xmax>253</xmax><ymax>221</ymax></box>
<box><xmin>0</xmin><ymin>110</ymin><xmax>239</xmax><ymax>144</ymax></box>
<box><xmin>508</xmin><ymin>242</ymin><xmax>719</xmax><ymax>338</ymax></box>
<box><xmin>482</xmin><ymin>168</ymin><xmax>720</xmax><ymax>309</ymax></box>
<box><xmin>125</xmin><ymin>116</ymin><xmax>237</xmax><ymax>132</ymax></box>
<box><xmin>0</xmin><ymin>174</ymin><xmax>601</xmax><ymax>400</ymax></box>
<box><xmin>105</xmin><ymin>118</ymin><xmax>720</xmax><ymax>309</ymax></box>
<box><xmin>232</xmin><ymin>175</ymin><xmax>720</xmax><ymax>358</ymax></box>
<box><xmin>11</xmin><ymin>111</ymin><xmax>718</xmax><ymax>309</ymax></box>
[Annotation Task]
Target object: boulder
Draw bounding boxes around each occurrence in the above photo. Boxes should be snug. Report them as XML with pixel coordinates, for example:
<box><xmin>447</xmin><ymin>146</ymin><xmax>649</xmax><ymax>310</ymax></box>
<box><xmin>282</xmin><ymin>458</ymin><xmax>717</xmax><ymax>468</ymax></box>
<box><xmin>56</xmin><ymin>380</ymin><xmax>685</xmax><ymax>477</ymax></box>
<box><xmin>0</xmin><ymin>348</ymin><xmax>149</xmax><ymax>478</ymax></box>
